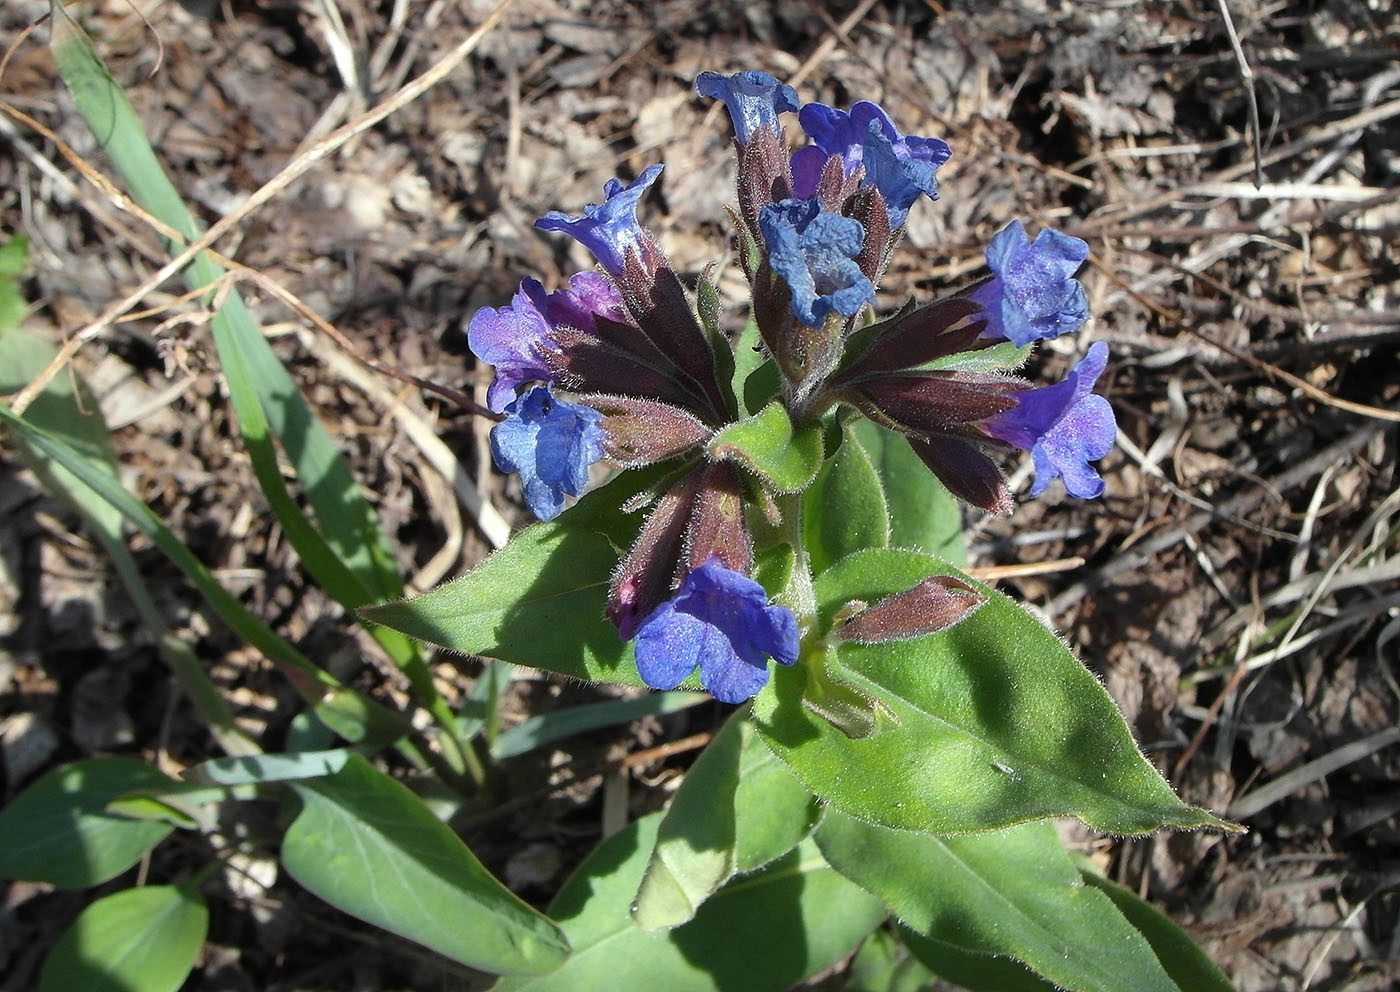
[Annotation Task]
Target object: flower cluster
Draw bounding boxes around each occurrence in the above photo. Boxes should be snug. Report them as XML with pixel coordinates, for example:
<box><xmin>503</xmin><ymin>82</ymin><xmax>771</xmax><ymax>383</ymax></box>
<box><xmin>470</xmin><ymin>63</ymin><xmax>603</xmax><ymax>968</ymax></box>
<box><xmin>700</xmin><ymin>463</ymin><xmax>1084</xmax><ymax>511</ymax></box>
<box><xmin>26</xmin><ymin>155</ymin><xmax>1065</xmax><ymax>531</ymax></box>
<box><xmin>465</xmin><ymin>70</ymin><xmax>1115</xmax><ymax>703</ymax></box>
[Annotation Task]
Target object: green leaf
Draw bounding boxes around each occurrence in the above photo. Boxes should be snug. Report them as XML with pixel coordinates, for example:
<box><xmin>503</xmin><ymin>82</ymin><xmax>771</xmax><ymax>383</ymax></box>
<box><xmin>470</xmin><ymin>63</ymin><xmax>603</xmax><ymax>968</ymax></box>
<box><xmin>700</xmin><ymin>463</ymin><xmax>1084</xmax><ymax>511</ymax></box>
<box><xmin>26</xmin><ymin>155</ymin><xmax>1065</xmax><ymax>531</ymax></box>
<box><xmin>362</xmin><ymin>468</ymin><xmax>666</xmax><ymax>684</ymax></box>
<box><xmin>282</xmin><ymin>753</ymin><xmax>569</xmax><ymax>974</ymax></box>
<box><xmin>632</xmin><ymin>710</ymin><xmax>744</xmax><ymax>931</ymax></box>
<box><xmin>753</xmin><ymin>549</ymin><xmax>1235</xmax><ymax>835</ymax></box>
<box><xmin>818</xmin><ymin>813</ymin><xmax>1180</xmax><ymax>992</ymax></box>
<box><xmin>844</xmin><ymin>928</ymin><xmax>940</xmax><ymax>992</ymax></box>
<box><xmin>631</xmin><ymin>709</ymin><xmax>817</xmax><ymax>930</ymax></box>
<box><xmin>184</xmin><ymin>749</ymin><xmax>351</xmax><ymax>786</ymax></box>
<box><xmin>731</xmin><ymin>315</ymin><xmax>770</xmax><ymax>417</ymax></box>
<box><xmin>498</xmin><ymin>816</ymin><xmax>887</xmax><ymax>992</ymax></box>
<box><xmin>0</xmin><ymin>234</ymin><xmax>27</xmax><ymax>333</ymax></box>
<box><xmin>708</xmin><ymin>400</ymin><xmax>824</xmax><ymax>494</ymax></box>
<box><xmin>40</xmin><ymin>884</ymin><xmax>208</xmax><ymax>992</ymax></box>
<box><xmin>804</xmin><ymin>421</ymin><xmax>890</xmax><ymax>575</ymax></box>
<box><xmin>928</xmin><ymin>337</ymin><xmax>1031</xmax><ymax>372</ymax></box>
<box><xmin>0</xmin><ymin>324</ymin><xmax>253</xmax><ymax>754</ymax></box>
<box><xmin>0</xmin><ymin>758</ymin><xmax>178</xmax><ymax>888</ymax></box>
<box><xmin>1078</xmin><ymin>869</ymin><xmax>1236</xmax><ymax>992</ymax></box>
<box><xmin>897</xmin><ymin>926</ymin><xmax>1056</xmax><ymax>992</ymax></box>
<box><xmin>49</xmin><ymin>1</ymin><xmax>405</xmax><ymax>605</ymax></box>
<box><xmin>0</xmin><ymin>402</ymin><xmax>405</xmax><ymax>746</ymax></box>
<box><xmin>493</xmin><ymin>692</ymin><xmax>706</xmax><ymax>760</ymax></box>
<box><xmin>849</xmin><ymin>419</ymin><xmax>964</xmax><ymax>564</ymax></box>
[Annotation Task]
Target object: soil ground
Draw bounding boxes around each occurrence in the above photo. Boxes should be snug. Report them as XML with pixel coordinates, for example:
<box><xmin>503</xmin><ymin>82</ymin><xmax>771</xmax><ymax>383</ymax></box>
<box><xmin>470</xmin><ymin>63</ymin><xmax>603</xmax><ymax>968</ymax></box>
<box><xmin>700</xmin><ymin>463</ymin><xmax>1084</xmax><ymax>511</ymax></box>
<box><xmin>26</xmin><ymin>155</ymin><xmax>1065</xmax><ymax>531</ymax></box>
<box><xmin>1</xmin><ymin>0</ymin><xmax>1398</xmax><ymax>989</ymax></box>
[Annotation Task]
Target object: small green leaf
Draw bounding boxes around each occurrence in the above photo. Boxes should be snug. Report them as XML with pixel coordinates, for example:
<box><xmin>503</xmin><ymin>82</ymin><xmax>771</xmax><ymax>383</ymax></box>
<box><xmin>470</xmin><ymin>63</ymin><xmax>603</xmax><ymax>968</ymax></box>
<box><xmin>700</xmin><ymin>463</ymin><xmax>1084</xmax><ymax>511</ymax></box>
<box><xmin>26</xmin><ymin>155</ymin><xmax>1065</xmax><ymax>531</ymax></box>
<box><xmin>804</xmin><ymin>421</ymin><xmax>890</xmax><ymax>575</ymax></box>
<box><xmin>362</xmin><ymin>468</ymin><xmax>667</xmax><ymax>684</ymax></box>
<box><xmin>708</xmin><ymin>400</ymin><xmax>824</xmax><ymax>494</ymax></box>
<box><xmin>845</xmin><ymin>928</ymin><xmax>940</xmax><ymax>992</ymax></box>
<box><xmin>0</xmin><ymin>235</ymin><xmax>27</xmax><ymax>333</ymax></box>
<box><xmin>753</xmin><ymin>549</ymin><xmax>1235</xmax><ymax>835</ymax></box>
<box><xmin>1078</xmin><ymin>869</ymin><xmax>1236</xmax><ymax>992</ymax></box>
<box><xmin>731</xmin><ymin>315</ymin><xmax>770</xmax><ymax>417</ymax></box>
<box><xmin>40</xmin><ymin>884</ymin><xmax>208</xmax><ymax>992</ymax></box>
<box><xmin>492</xmin><ymin>692</ymin><xmax>706</xmax><ymax>760</ymax></box>
<box><xmin>632</xmin><ymin>711</ymin><xmax>744</xmax><ymax>931</ymax></box>
<box><xmin>818</xmin><ymin>814</ymin><xmax>1180</xmax><ymax>992</ymax></box>
<box><xmin>632</xmin><ymin>709</ymin><xmax>817</xmax><ymax>930</ymax></box>
<box><xmin>0</xmin><ymin>758</ymin><xmax>178</xmax><ymax>888</ymax></box>
<box><xmin>283</xmin><ymin>754</ymin><xmax>569</xmax><ymax>974</ymax></box>
<box><xmin>849</xmin><ymin>419</ymin><xmax>964</xmax><ymax>564</ymax></box>
<box><xmin>499</xmin><ymin>816</ymin><xmax>886</xmax><ymax>992</ymax></box>
<box><xmin>184</xmin><ymin>749</ymin><xmax>350</xmax><ymax>786</ymax></box>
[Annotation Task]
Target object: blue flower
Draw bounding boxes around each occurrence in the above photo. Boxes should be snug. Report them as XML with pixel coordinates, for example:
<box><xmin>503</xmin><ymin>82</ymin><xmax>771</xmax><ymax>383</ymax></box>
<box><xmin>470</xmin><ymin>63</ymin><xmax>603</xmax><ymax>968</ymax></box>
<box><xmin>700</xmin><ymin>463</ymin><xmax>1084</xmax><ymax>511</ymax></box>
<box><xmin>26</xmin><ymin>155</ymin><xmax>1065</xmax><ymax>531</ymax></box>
<box><xmin>798</xmin><ymin>101</ymin><xmax>951</xmax><ymax>227</ymax></box>
<box><xmin>759</xmin><ymin>198</ymin><xmax>874</xmax><ymax>327</ymax></box>
<box><xmin>984</xmin><ymin>342</ymin><xmax>1115</xmax><ymax>499</ymax></box>
<box><xmin>490</xmin><ymin>385</ymin><xmax>606</xmax><ymax>521</ymax></box>
<box><xmin>695</xmin><ymin>70</ymin><xmax>800</xmax><ymax>146</ymax></box>
<box><xmin>536</xmin><ymin>164</ymin><xmax>664</xmax><ymax>276</ymax></box>
<box><xmin>970</xmin><ymin>221</ymin><xmax>1090</xmax><ymax>347</ymax></box>
<box><xmin>634</xmin><ymin>559</ymin><xmax>799</xmax><ymax>703</ymax></box>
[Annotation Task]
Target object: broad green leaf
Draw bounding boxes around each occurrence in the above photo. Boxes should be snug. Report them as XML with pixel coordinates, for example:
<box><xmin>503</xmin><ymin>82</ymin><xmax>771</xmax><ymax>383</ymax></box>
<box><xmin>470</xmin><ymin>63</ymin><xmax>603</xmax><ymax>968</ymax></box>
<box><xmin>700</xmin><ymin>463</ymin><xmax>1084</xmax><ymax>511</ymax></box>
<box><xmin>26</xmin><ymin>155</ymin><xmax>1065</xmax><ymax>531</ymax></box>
<box><xmin>849</xmin><ymin>419</ymin><xmax>964</xmax><ymax>564</ymax></box>
<box><xmin>362</xmin><ymin>468</ymin><xmax>667</xmax><ymax>684</ymax></box>
<box><xmin>493</xmin><ymin>691</ymin><xmax>706</xmax><ymax>760</ymax></box>
<box><xmin>804</xmin><ymin>421</ymin><xmax>890</xmax><ymax>575</ymax></box>
<box><xmin>708</xmin><ymin>400</ymin><xmax>823</xmax><ymax>494</ymax></box>
<box><xmin>0</xmin><ymin>758</ymin><xmax>178</xmax><ymax>888</ymax></box>
<box><xmin>283</xmin><ymin>754</ymin><xmax>569</xmax><ymax>974</ymax></box>
<box><xmin>632</xmin><ymin>709</ymin><xmax>744</xmax><ymax>931</ymax></box>
<box><xmin>897</xmin><ymin>926</ymin><xmax>1055</xmax><ymax>992</ymax></box>
<box><xmin>0</xmin><ymin>403</ymin><xmax>406</xmax><ymax>746</ymax></box>
<box><xmin>632</xmin><ymin>708</ymin><xmax>817</xmax><ymax>930</ymax></box>
<box><xmin>499</xmin><ymin>816</ymin><xmax>886</xmax><ymax>992</ymax></box>
<box><xmin>844</xmin><ymin>928</ymin><xmax>940</xmax><ymax>992</ymax></box>
<box><xmin>818</xmin><ymin>813</ymin><xmax>1179</xmax><ymax>992</ymax></box>
<box><xmin>1079</xmin><ymin>869</ymin><xmax>1236</xmax><ymax>992</ymax></box>
<box><xmin>49</xmin><ymin>4</ymin><xmax>402</xmax><ymax>605</ymax></box>
<box><xmin>184</xmin><ymin>749</ymin><xmax>350</xmax><ymax>786</ymax></box>
<box><xmin>753</xmin><ymin>549</ymin><xmax>1235</xmax><ymax>835</ymax></box>
<box><xmin>39</xmin><ymin>884</ymin><xmax>208</xmax><ymax>992</ymax></box>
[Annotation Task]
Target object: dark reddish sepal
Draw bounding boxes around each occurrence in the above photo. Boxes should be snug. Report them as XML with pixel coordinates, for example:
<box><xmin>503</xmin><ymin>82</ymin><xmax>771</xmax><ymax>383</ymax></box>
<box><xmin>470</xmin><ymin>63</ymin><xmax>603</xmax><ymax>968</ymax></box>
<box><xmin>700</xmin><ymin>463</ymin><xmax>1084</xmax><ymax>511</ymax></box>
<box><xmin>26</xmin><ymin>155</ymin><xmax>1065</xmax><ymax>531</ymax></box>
<box><xmin>607</xmin><ymin>468</ymin><xmax>703</xmax><ymax>640</ymax></box>
<box><xmin>580</xmin><ymin>394</ymin><xmax>712</xmax><ymax>467</ymax></box>
<box><xmin>838</xmin><ymin>298</ymin><xmax>986</xmax><ymax>379</ymax></box>
<box><xmin>908</xmin><ymin>435</ymin><xmax>1012</xmax><ymax>515</ymax></box>
<box><xmin>832</xmin><ymin>575</ymin><xmax>986</xmax><ymax>644</ymax></box>
<box><xmin>682</xmin><ymin>462</ymin><xmax>754</xmax><ymax>577</ymax></box>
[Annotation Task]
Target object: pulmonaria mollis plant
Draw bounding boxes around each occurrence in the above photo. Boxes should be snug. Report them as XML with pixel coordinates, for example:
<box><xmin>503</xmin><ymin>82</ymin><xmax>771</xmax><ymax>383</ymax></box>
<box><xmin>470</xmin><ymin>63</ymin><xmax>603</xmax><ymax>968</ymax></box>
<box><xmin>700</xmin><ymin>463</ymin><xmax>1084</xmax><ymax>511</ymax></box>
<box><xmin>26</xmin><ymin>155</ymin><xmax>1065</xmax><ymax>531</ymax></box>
<box><xmin>463</xmin><ymin>69</ymin><xmax>1114</xmax><ymax>703</ymax></box>
<box><xmin>367</xmin><ymin>68</ymin><xmax>1235</xmax><ymax>989</ymax></box>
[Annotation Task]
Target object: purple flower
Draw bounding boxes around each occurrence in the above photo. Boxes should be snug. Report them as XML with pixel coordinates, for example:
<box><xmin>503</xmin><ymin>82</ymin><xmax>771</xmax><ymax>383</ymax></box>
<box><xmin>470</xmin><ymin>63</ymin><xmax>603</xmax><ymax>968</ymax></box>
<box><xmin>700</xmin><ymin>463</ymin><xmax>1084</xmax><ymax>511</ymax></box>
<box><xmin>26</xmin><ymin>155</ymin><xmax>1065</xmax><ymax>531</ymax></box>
<box><xmin>798</xmin><ymin>101</ymin><xmax>951</xmax><ymax>227</ymax></box>
<box><xmin>490</xmin><ymin>385</ymin><xmax>606</xmax><ymax>521</ymax></box>
<box><xmin>695</xmin><ymin>70</ymin><xmax>800</xmax><ymax>146</ymax></box>
<box><xmin>759</xmin><ymin>198</ymin><xmax>874</xmax><ymax>327</ymax></box>
<box><xmin>634</xmin><ymin>559</ymin><xmax>799</xmax><ymax>703</ymax></box>
<box><xmin>467</xmin><ymin>274</ymin><xmax>627</xmax><ymax>413</ymax></box>
<box><xmin>466</xmin><ymin>280</ymin><xmax>555</xmax><ymax>414</ymax></box>
<box><xmin>536</xmin><ymin>165</ymin><xmax>663</xmax><ymax>276</ymax></box>
<box><xmin>970</xmin><ymin>221</ymin><xmax>1090</xmax><ymax>347</ymax></box>
<box><xmin>984</xmin><ymin>342</ymin><xmax>1115</xmax><ymax>499</ymax></box>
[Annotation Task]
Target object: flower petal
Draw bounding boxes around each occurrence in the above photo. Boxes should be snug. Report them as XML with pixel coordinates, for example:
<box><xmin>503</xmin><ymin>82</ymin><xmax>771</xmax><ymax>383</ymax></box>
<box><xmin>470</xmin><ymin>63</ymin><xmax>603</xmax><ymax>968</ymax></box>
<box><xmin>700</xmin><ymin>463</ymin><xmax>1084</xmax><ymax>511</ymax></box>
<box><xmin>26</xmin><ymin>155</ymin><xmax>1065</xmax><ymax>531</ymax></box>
<box><xmin>695</xmin><ymin>70</ymin><xmax>799</xmax><ymax>146</ymax></box>
<box><xmin>535</xmin><ymin>165</ymin><xmax>663</xmax><ymax>276</ymax></box>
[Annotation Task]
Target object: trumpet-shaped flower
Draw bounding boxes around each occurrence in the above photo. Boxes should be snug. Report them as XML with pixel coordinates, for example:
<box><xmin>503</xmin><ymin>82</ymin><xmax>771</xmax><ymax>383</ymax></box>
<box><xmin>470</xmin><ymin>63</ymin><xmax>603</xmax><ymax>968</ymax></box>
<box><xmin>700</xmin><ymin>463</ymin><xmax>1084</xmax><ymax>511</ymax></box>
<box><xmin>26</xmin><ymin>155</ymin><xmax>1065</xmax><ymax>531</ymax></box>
<box><xmin>797</xmin><ymin>101</ymin><xmax>951</xmax><ymax>227</ymax></box>
<box><xmin>759</xmin><ymin>198</ymin><xmax>874</xmax><ymax>327</ymax></box>
<box><xmin>536</xmin><ymin>165</ymin><xmax>663</xmax><ymax>276</ymax></box>
<box><xmin>695</xmin><ymin>70</ymin><xmax>800</xmax><ymax>146</ymax></box>
<box><xmin>634</xmin><ymin>559</ymin><xmax>799</xmax><ymax>703</ymax></box>
<box><xmin>970</xmin><ymin>221</ymin><xmax>1090</xmax><ymax>347</ymax></box>
<box><xmin>490</xmin><ymin>385</ymin><xmax>606</xmax><ymax>521</ymax></box>
<box><xmin>984</xmin><ymin>342</ymin><xmax>1115</xmax><ymax>498</ymax></box>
